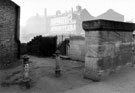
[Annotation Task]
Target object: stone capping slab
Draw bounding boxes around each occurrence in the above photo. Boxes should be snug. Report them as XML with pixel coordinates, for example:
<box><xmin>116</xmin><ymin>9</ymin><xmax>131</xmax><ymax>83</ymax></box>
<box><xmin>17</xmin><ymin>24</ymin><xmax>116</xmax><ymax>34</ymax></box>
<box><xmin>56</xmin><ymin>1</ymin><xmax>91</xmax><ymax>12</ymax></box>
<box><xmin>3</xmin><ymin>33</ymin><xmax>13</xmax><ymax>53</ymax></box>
<box><xmin>83</xmin><ymin>19</ymin><xmax>135</xmax><ymax>32</ymax></box>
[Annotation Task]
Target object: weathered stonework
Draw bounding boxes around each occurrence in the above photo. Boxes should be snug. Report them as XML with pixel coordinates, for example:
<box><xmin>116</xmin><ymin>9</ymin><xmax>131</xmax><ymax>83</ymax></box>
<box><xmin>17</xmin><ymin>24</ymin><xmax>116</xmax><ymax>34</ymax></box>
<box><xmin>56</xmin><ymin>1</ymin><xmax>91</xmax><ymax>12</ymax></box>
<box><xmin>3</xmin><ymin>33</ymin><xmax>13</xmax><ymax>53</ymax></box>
<box><xmin>0</xmin><ymin>0</ymin><xmax>20</xmax><ymax>68</ymax></box>
<box><xmin>83</xmin><ymin>19</ymin><xmax>135</xmax><ymax>81</ymax></box>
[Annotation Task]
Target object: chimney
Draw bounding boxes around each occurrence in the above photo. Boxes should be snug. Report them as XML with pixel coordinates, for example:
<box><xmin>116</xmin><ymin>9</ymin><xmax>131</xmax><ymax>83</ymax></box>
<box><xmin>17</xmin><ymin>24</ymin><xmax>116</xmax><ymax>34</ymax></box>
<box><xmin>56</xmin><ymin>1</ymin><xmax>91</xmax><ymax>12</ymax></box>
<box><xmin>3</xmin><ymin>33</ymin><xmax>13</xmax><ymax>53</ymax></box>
<box><xmin>44</xmin><ymin>8</ymin><xmax>47</xmax><ymax>17</ymax></box>
<box><xmin>71</xmin><ymin>8</ymin><xmax>73</xmax><ymax>13</ymax></box>
<box><xmin>76</xmin><ymin>5</ymin><xmax>82</xmax><ymax>12</ymax></box>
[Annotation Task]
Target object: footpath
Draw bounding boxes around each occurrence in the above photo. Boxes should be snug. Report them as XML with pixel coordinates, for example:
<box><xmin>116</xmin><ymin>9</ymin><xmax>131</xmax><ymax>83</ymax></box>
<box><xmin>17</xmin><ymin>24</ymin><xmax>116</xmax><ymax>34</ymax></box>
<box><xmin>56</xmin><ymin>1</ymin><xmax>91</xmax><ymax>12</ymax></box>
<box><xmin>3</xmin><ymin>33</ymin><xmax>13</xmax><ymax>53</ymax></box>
<box><xmin>63</xmin><ymin>65</ymin><xmax>135</xmax><ymax>93</ymax></box>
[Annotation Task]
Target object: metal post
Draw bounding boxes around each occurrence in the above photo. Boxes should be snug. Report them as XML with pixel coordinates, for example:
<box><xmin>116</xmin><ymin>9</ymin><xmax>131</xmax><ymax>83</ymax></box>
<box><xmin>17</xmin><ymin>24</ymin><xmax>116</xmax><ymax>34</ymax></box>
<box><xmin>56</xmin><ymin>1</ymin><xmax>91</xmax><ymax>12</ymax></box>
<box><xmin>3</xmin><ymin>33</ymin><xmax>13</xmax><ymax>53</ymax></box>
<box><xmin>22</xmin><ymin>56</ymin><xmax>31</xmax><ymax>89</ymax></box>
<box><xmin>55</xmin><ymin>50</ymin><xmax>61</xmax><ymax>77</ymax></box>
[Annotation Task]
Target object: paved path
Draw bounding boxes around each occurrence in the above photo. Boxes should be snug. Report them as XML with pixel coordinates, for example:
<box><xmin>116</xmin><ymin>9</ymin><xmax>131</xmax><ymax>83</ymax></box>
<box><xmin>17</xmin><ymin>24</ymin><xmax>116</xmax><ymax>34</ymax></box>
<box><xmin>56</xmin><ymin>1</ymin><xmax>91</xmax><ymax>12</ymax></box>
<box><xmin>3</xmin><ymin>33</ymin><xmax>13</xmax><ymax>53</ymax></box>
<box><xmin>64</xmin><ymin>66</ymin><xmax>135</xmax><ymax>93</ymax></box>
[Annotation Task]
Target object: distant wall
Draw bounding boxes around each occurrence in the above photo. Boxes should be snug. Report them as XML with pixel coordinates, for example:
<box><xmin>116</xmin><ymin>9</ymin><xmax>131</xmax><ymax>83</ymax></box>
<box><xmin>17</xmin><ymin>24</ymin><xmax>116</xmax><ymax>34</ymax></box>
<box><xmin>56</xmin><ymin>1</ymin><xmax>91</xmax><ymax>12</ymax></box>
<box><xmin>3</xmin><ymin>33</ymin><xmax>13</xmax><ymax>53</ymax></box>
<box><xmin>0</xmin><ymin>0</ymin><xmax>20</xmax><ymax>68</ymax></box>
<box><xmin>20</xmin><ymin>43</ymin><xmax>27</xmax><ymax>55</ymax></box>
<box><xmin>83</xmin><ymin>19</ymin><xmax>135</xmax><ymax>80</ymax></box>
<box><xmin>68</xmin><ymin>36</ymin><xmax>85</xmax><ymax>61</ymax></box>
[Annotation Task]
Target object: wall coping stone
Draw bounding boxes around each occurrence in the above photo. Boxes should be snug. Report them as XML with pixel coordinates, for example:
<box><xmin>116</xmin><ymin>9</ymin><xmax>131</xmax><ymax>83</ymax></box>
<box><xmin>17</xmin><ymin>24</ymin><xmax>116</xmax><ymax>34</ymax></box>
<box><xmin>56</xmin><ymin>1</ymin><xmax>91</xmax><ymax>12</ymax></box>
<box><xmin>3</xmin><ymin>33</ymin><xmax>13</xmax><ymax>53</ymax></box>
<box><xmin>83</xmin><ymin>19</ymin><xmax>135</xmax><ymax>32</ymax></box>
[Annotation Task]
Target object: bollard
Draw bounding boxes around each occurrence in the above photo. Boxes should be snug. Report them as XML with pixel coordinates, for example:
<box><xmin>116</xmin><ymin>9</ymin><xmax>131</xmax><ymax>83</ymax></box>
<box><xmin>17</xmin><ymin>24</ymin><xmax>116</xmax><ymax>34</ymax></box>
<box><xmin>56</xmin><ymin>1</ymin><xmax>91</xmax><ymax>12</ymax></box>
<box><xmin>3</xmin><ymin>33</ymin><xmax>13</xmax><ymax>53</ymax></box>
<box><xmin>22</xmin><ymin>56</ymin><xmax>31</xmax><ymax>89</ymax></box>
<box><xmin>23</xmin><ymin>56</ymin><xmax>30</xmax><ymax>79</ymax></box>
<box><xmin>55</xmin><ymin>50</ymin><xmax>61</xmax><ymax>77</ymax></box>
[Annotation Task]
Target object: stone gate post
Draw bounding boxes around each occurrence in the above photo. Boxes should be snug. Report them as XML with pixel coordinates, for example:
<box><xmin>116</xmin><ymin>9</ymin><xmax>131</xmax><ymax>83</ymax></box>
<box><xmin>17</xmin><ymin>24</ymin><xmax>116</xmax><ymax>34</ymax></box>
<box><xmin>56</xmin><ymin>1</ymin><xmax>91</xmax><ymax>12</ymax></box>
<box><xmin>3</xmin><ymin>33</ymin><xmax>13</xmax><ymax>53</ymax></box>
<box><xmin>82</xmin><ymin>19</ymin><xmax>135</xmax><ymax>81</ymax></box>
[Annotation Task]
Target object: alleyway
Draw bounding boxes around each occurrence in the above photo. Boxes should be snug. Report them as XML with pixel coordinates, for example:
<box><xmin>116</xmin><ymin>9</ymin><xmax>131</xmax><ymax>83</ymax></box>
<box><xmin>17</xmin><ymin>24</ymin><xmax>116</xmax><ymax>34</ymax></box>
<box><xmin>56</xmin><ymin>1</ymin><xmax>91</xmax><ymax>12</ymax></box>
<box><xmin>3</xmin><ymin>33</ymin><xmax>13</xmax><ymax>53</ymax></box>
<box><xmin>0</xmin><ymin>55</ymin><xmax>135</xmax><ymax>93</ymax></box>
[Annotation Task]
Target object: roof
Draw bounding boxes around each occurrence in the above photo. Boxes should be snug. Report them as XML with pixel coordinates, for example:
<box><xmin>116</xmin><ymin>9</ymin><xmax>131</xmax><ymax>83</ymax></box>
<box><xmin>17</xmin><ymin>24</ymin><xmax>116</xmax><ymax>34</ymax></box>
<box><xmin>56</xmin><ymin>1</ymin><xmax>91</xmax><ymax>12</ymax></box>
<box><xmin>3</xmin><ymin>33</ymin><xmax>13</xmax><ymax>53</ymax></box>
<box><xmin>96</xmin><ymin>9</ymin><xmax>124</xmax><ymax>22</ymax></box>
<box><xmin>47</xmin><ymin>8</ymin><xmax>94</xmax><ymax>21</ymax></box>
<box><xmin>79</xmin><ymin>9</ymin><xmax>94</xmax><ymax>21</ymax></box>
<box><xmin>10</xmin><ymin>0</ymin><xmax>20</xmax><ymax>7</ymax></box>
<box><xmin>0</xmin><ymin>0</ymin><xmax>20</xmax><ymax>7</ymax></box>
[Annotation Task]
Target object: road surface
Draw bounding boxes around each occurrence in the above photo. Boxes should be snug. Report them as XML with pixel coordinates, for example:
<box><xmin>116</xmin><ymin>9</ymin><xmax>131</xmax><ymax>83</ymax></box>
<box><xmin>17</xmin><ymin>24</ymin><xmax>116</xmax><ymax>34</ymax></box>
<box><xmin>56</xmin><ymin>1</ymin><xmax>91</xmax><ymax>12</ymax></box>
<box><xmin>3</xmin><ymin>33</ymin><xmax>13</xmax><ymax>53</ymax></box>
<box><xmin>0</xmin><ymin>55</ymin><xmax>135</xmax><ymax>93</ymax></box>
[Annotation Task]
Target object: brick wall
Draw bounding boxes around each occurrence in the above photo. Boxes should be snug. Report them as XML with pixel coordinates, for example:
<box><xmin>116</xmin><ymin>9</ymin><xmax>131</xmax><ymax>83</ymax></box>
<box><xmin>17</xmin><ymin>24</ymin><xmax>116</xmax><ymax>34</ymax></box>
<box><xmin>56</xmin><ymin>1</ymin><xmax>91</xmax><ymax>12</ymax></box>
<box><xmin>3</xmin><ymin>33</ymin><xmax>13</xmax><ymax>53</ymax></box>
<box><xmin>0</xmin><ymin>0</ymin><xmax>20</xmax><ymax>68</ymax></box>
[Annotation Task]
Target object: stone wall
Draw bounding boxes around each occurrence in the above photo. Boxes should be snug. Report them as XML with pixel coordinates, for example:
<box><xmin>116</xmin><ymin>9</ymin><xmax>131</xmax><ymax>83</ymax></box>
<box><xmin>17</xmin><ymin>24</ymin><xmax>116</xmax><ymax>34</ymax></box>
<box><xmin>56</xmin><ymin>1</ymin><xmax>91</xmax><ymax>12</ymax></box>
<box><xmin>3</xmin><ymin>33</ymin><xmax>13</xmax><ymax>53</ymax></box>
<box><xmin>83</xmin><ymin>19</ymin><xmax>135</xmax><ymax>81</ymax></box>
<box><xmin>0</xmin><ymin>0</ymin><xmax>20</xmax><ymax>68</ymax></box>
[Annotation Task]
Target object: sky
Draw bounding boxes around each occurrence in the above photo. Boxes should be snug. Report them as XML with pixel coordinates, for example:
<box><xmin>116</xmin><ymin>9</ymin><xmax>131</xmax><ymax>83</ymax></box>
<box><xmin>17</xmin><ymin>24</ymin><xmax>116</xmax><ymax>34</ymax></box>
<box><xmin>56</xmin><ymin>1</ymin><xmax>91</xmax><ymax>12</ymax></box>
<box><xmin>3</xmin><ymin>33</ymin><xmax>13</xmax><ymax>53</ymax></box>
<box><xmin>12</xmin><ymin>0</ymin><xmax>135</xmax><ymax>26</ymax></box>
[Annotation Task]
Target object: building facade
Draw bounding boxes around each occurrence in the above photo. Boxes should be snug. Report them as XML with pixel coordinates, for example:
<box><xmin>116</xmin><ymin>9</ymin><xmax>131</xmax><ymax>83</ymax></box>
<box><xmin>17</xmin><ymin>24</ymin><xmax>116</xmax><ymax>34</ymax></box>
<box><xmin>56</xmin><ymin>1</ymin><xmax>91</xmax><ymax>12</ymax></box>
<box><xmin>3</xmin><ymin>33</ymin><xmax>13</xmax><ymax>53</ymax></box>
<box><xmin>47</xmin><ymin>6</ymin><xmax>94</xmax><ymax>35</ymax></box>
<box><xmin>0</xmin><ymin>0</ymin><xmax>20</xmax><ymax>68</ymax></box>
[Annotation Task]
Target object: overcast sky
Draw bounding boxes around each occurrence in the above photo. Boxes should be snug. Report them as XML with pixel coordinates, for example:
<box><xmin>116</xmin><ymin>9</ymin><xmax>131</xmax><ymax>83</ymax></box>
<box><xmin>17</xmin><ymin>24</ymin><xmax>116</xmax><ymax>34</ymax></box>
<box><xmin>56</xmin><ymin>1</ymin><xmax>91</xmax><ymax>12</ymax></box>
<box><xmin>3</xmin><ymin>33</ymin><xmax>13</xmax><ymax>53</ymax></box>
<box><xmin>12</xmin><ymin>0</ymin><xmax>135</xmax><ymax>26</ymax></box>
